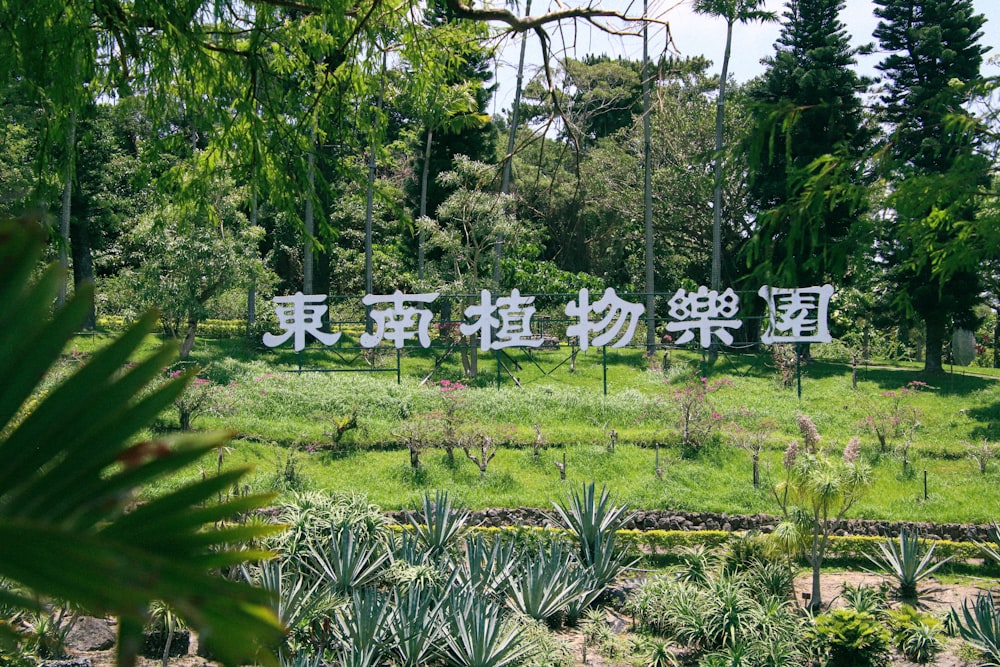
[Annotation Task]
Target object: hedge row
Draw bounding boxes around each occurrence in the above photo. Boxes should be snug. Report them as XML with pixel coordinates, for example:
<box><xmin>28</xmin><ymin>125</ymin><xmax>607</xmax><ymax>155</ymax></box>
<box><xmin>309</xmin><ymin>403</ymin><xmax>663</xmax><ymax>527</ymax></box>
<box><xmin>389</xmin><ymin>524</ymin><xmax>989</xmax><ymax>564</ymax></box>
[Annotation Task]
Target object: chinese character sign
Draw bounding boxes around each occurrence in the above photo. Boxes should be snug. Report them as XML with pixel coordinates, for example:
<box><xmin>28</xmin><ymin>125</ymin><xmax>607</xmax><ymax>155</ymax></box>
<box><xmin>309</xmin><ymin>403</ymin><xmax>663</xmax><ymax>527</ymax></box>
<box><xmin>262</xmin><ymin>292</ymin><xmax>341</xmax><ymax>351</ymax></box>
<box><xmin>565</xmin><ymin>288</ymin><xmax>645</xmax><ymax>351</ymax></box>
<box><xmin>361</xmin><ymin>291</ymin><xmax>439</xmax><ymax>348</ymax></box>
<box><xmin>262</xmin><ymin>284</ymin><xmax>835</xmax><ymax>351</ymax></box>
<box><xmin>462</xmin><ymin>289</ymin><xmax>543</xmax><ymax>351</ymax></box>
<box><xmin>664</xmin><ymin>286</ymin><xmax>742</xmax><ymax>348</ymax></box>
<box><xmin>758</xmin><ymin>284</ymin><xmax>835</xmax><ymax>344</ymax></box>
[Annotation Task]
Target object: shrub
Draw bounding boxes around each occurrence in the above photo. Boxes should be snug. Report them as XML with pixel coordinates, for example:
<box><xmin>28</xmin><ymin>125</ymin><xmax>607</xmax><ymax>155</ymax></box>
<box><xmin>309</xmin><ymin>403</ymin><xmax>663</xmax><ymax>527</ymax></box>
<box><xmin>887</xmin><ymin>604</ymin><xmax>943</xmax><ymax>664</ymax></box>
<box><xmin>864</xmin><ymin>528</ymin><xmax>951</xmax><ymax>605</ymax></box>
<box><xmin>810</xmin><ymin>608</ymin><xmax>891</xmax><ymax>667</ymax></box>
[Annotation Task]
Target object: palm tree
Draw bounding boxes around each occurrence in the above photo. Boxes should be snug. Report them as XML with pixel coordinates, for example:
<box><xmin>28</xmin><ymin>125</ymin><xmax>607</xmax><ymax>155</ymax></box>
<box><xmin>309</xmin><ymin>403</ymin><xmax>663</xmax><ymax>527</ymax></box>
<box><xmin>693</xmin><ymin>0</ymin><xmax>777</xmax><ymax>292</ymax></box>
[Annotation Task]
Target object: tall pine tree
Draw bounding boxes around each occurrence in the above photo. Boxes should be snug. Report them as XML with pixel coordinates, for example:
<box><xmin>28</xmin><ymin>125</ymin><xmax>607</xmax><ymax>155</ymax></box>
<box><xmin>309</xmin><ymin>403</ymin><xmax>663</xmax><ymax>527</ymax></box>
<box><xmin>874</xmin><ymin>0</ymin><xmax>989</xmax><ymax>373</ymax></box>
<box><xmin>743</xmin><ymin>0</ymin><xmax>871</xmax><ymax>289</ymax></box>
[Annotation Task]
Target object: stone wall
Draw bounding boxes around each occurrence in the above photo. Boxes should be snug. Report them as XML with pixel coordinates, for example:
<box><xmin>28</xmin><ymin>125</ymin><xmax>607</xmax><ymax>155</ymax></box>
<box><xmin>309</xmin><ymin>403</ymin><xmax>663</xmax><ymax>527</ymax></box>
<box><xmin>388</xmin><ymin>507</ymin><xmax>996</xmax><ymax>542</ymax></box>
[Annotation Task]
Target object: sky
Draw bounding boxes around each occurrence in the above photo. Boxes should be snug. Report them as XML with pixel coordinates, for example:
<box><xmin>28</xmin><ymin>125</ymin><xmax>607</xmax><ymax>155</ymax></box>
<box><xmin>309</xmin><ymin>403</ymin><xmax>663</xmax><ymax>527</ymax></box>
<box><xmin>489</xmin><ymin>0</ymin><xmax>1000</xmax><ymax>115</ymax></box>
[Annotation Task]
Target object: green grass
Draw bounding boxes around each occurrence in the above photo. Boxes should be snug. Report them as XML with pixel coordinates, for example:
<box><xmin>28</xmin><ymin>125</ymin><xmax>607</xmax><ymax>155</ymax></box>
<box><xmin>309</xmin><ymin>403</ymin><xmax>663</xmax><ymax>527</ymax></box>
<box><xmin>62</xmin><ymin>332</ymin><xmax>1000</xmax><ymax>523</ymax></box>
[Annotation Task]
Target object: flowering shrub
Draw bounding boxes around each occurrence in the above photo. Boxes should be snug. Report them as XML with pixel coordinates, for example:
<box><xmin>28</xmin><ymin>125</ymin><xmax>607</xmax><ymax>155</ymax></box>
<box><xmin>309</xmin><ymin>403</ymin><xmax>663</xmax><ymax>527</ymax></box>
<box><xmin>168</xmin><ymin>369</ymin><xmax>234</xmax><ymax>430</ymax></box>
<box><xmin>433</xmin><ymin>379</ymin><xmax>469</xmax><ymax>464</ymax></box>
<box><xmin>860</xmin><ymin>381</ymin><xmax>926</xmax><ymax>454</ymax></box>
<box><xmin>672</xmin><ymin>377</ymin><xmax>730</xmax><ymax>456</ymax></box>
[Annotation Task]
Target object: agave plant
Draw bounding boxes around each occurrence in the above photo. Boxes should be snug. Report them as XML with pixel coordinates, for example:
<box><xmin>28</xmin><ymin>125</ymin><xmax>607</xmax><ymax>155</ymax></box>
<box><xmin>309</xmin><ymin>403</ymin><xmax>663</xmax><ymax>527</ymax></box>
<box><xmin>249</xmin><ymin>561</ymin><xmax>332</xmax><ymax>661</ymax></box>
<box><xmin>976</xmin><ymin>520</ymin><xmax>1000</xmax><ymax>567</ymax></box>
<box><xmin>441</xmin><ymin>590</ymin><xmax>535</xmax><ymax>667</ymax></box>
<box><xmin>0</xmin><ymin>220</ymin><xmax>283</xmax><ymax>667</ymax></box>
<box><xmin>304</xmin><ymin>524</ymin><xmax>390</xmax><ymax>596</ymax></box>
<box><xmin>551</xmin><ymin>482</ymin><xmax>635</xmax><ymax>567</ymax></box>
<box><xmin>409</xmin><ymin>490</ymin><xmax>470</xmax><ymax>560</ymax></box>
<box><xmin>505</xmin><ymin>542</ymin><xmax>588</xmax><ymax>625</ymax></box>
<box><xmin>455</xmin><ymin>534</ymin><xmax>518</xmax><ymax>597</ymax></box>
<box><xmin>955</xmin><ymin>592</ymin><xmax>1000</xmax><ymax>664</ymax></box>
<box><xmin>865</xmin><ymin>528</ymin><xmax>951</xmax><ymax>604</ymax></box>
<box><xmin>388</xmin><ymin>584</ymin><xmax>442</xmax><ymax>667</ymax></box>
<box><xmin>330</xmin><ymin>588</ymin><xmax>392</xmax><ymax>667</ymax></box>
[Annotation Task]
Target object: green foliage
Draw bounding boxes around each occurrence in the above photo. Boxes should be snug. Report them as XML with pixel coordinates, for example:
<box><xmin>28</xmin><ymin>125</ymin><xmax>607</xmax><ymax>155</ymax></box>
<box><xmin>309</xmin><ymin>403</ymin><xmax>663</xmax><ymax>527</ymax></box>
<box><xmin>505</xmin><ymin>542</ymin><xmax>587</xmax><ymax>625</ymax></box>
<box><xmin>0</xmin><ymin>220</ymin><xmax>283</xmax><ymax>667</ymax></box>
<box><xmin>873</xmin><ymin>0</ymin><xmax>991</xmax><ymax>373</ymax></box>
<box><xmin>887</xmin><ymin>604</ymin><xmax>944</xmax><ymax>663</ymax></box>
<box><xmin>810</xmin><ymin>608</ymin><xmax>891</xmax><ymax>667</ymax></box>
<box><xmin>865</xmin><ymin>528</ymin><xmax>952</xmax><ymax>604</ymax></box>
<box><xmin>744</xmin><ymin>0</ymin><xmax>871</xmax><ymax>288</ymax></box>
<box><xmin>441</xmin><ymin>590</ymin><xmax>535</xmax><ymax>667</ymax></box>
<box><xmin>551</xmin><ymin>482</ymin><xmax>635</xmax><ymax>566</ymax></box>
<box><xmin>408</xmin><ymin>490</ymin><xmax>470</xmax><ymax>559</ymax></box>
<box><xmin>838</xmin><ymin>582</ymin><xmax>889</xmax><ymax>615</ymax></box>
<box><xmin>954</xmin><ymin>591</ymin><xmax>1000</xmax><ymax>664</ymax></box>
<box><xmin>304</xmin><ymin>525</ymin><xmax>390</xmax><ymax>597</ymax></box>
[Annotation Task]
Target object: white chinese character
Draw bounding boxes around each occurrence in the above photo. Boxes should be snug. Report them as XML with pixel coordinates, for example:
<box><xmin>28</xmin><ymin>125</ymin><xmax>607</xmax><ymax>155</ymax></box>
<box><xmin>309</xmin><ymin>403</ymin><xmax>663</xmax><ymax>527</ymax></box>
<box><xmin>462</xmin><ymin>289</ymin><xmax>542</xmax><ymax>351</ymax></box>
<box><xmin>758</xmin><ymin>284</ymin><xmax>835</xmax><ymax>343</ymax></box>
<box><xmin>565</xmin><ymin>288</ymin><xmax>645</xmax><ymax>351</ymax></box>
<box><xmin>664</xmin><ymin>286</ymin><xmax>742</xmax><ymax>348</ymax></box>
<box><xmin>361</xmin><ymin>291</ymin><xmax>439</xmax><ymax>348</ymax></box>
<box><xmin>262</xmin><ymin>293</ymin><xmax>341</xmax><ymax>351</ymax></box>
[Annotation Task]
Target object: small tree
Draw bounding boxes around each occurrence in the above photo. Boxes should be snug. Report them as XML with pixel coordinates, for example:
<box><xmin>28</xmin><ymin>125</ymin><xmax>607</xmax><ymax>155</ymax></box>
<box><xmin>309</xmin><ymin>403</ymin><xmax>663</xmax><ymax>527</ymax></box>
<box><xmin>460</xmin><ymin>430</ymin><xmax>497</xmax><ymax>479</ymax></box>
<box><xmin>729</xmin><ymin>408</ymin><xmax>778</xmax><ymax>488</ymax></box>
<box><xmin>671</xmin><ymin>377</ymin><xmax>730</xmax><ymax>456</ymax></box>
<box><xmin>773</xmin><ymin>419</ymin><xmax>871</xmax><ymax>611</ymax></box>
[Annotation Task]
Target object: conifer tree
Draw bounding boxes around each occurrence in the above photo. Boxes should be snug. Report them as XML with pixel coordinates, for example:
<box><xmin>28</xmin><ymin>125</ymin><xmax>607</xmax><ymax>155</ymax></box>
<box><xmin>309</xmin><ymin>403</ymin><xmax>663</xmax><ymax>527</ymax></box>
<box><xmin>874</xmin><ymin>0</ymin><xmax>990</xmax><ymax>373</ymax></box>
<box><xmin>744</xmin><ymin>0</ymin><xmax>871</xmax><ymax>289</ymax></box>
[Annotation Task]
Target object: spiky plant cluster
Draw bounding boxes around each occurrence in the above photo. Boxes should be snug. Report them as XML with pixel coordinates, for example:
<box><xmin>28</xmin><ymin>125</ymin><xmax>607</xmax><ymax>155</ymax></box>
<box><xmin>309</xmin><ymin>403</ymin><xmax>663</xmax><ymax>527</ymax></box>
<box><xmin>253</xmin><ymin>485</ymin><xmax>633</xmax><ymax>666</ymax></box>
<box><xmin>627</xmin><ymin>554</ymin><xmax>806</xmax><ymax>665</ymax></box>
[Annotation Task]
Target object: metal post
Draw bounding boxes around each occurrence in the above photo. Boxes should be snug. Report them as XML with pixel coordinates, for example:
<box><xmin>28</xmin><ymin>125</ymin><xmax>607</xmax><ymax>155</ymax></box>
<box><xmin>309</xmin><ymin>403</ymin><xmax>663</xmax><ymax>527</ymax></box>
<box><xmin>796</xmin><ymin>343</ymin><xmax>802</xmax><ymax>399</ymax></box>
<box><xmin>396</xmin><ymin>348</ymin><xmax>401</xmax><ymax>385</ymax></box>
<box><xmin>496</xmin><ymin>350</ymin><xmax>502</xmax><ymax>390</ymax></box>
<box><xmin>602</xmin><ymin>346</ymin><xmax>608</xmax><ymax>396</ymax></box>
<box><xmin>923</xmin><ymin>470</ymin><xmax>928</xmax><ymax>500</ymax></box>
<box><xmin>297</xmin><ymin>350</ymin><xmax>302</xmax><ymax>372</ymax></box>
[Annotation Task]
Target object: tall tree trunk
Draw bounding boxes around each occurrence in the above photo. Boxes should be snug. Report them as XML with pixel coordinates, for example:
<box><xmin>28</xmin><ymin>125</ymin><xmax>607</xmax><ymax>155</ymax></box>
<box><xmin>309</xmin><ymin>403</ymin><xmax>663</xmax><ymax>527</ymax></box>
<box><xmin>69</xmin><ymin>215</ymin><xmax>96</xmax><ymax>329</ymax></box>
<box><xmin>179</xmin><ymin>317</ymin><xmax>199</xmax><ymax>359</ymax></box>
<box><xmin>710</xmin><ymin>20</ymin><xmax>733</xmax><ymax>293</ymax></box>
<box><xmin>643</xmin><ymin>0</ymin><xmax>655</xmax><ymax>351</ymax></box>
<box><xmin>57</xmin><ymin>113</ymin><xmax>76</xmax><ymax>308</ymax></box>
<box><xmin>418</xmin><ymin>128</ymin><xmax>433</xmax><ymax>282</ymax></box>
<box><xmin>924</xmin><ymin>309</ymin><xmax>946</xmax><ymax>374</ymax></box>
<box><xmin>246</xmin><ymin>190</ymin><xmax>257</xmax><ymax>334</ymax></box>
<box><xmin>304</xmin><ymin>129</ymin><xmax>316</xmax><ymax>293</ymax></box>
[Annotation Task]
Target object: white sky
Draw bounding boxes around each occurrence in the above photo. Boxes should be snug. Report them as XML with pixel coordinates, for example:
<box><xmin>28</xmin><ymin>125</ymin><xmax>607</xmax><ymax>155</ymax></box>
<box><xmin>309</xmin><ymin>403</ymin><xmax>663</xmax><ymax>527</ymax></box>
<box><xmin>490</xmin><ymin>0</ymin><xmax>1000</xmax><ymax>115</ymax></box>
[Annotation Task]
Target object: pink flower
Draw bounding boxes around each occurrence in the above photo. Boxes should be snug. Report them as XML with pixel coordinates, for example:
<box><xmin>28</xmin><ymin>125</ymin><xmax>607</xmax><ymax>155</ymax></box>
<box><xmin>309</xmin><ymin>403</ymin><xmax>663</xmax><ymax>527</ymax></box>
<box><xmin>843</xmin><ymin>436</ymin><xmax>861</xmax><ymax>463</ymax></box>
<box><xmin>783</xmin><ymin>441</ymin><xmax>799</xmax><ymax>470</ymax></box>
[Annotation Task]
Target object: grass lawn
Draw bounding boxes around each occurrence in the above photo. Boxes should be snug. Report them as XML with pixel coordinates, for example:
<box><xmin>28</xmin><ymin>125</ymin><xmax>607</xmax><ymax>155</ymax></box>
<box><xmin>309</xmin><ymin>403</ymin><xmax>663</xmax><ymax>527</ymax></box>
<box><xmin>65</xmin><ymin>331</ymin><xmax>1000</xmax><ymax>523</ymax></box>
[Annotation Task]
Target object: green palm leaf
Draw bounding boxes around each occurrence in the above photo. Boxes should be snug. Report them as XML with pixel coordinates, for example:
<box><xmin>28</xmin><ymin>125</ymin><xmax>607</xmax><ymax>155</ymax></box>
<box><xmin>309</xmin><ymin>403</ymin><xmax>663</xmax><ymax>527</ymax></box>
<box><xmin>0</xmin><ymin>220</ymin><xmax>284</xmax><ymax>667</ymax></box>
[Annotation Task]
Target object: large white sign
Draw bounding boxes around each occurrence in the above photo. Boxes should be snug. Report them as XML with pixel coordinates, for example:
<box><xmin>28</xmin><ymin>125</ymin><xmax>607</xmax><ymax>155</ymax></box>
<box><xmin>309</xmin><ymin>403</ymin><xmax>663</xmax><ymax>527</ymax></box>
<box><xmin>262</xmin><ymin>285</ymin><xmax>834</xmax><ymax>351</ymax></box>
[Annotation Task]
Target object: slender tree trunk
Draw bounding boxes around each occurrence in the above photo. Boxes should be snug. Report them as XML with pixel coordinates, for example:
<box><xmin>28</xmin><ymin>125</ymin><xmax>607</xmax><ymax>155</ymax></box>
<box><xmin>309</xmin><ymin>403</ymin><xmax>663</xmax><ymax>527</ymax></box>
<box><xmin>418</xmin><ymin>128</ymin><xmax>433</xmax><ymax>281</ymax></box>
<box><xmin>642</xmin><ymin>0</ymin><xmax>655</xmax><ymax>351</ymax></box>
<box><xmin>304</xmin><ymin>129</ymin><xmax>316</xmax><ymax>293</ymax></box>
<box><xmin>710</xmin><ymin>20</ymin><xmax>733</xmax><ymax>294</ymax></box>
<box><xmin>57</xmin><ymin>113</ymin><xmax>77</xmax><ymax>308</ymax></box>
<box><xmin>70</xmin><ymin>215</ymin><xmax>96</xmax><ymax>329</ymax></box>
<box><xmin>247</xmin><ymin>191</ymin><xmax>257</xmax><ymax>333</ymax></box>
<box><xmin>993</xmin><ymin>307</ymin><xmax>998</xmax><ymax>369</ymax></box>
<box><xmin>810</xmin><ymin>527</ymin><xmax>823</xmax><ymax>611</ymax></box>
<box><xmin>179</xmin><ymin>317</ymin><xmax>199</xmax><ymax>359</ymax></box>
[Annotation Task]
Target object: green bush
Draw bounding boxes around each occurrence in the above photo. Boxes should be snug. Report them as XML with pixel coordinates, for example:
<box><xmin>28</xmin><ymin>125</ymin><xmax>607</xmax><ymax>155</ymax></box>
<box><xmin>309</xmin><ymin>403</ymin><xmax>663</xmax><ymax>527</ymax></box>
<box><xmin>810</xmin><ymin>608</ymin><xmax>891</xmax><ymax>667</ymax></box>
